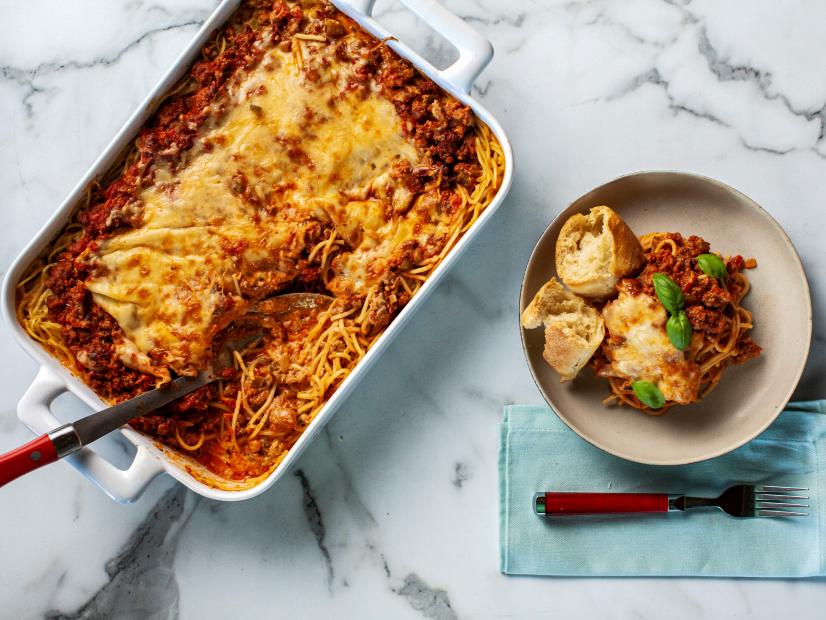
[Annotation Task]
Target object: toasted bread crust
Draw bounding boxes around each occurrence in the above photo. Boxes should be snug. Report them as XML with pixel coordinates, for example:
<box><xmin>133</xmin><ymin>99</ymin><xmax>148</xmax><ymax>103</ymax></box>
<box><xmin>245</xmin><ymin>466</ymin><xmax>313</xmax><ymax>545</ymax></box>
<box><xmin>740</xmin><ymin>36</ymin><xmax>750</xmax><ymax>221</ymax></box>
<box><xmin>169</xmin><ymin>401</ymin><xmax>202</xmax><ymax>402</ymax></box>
<box><xmin>520</xmin><ymin>278</ymin><xmax>566</xmax><ymax>329</ymax></box>
<box><xmin>521</xmin><ymin>277</ymin><xmax>604</xmax><ymax>381</ymax></box>
<box><xmin>542</xmin><ymin>321</ymin><xmax>605</xmax><ymax>381</ymax></box>
<box><xmin>555</xmin><ymin>206</ymin><xmax>644</xmax><ymax>298</ymax></box>
<box><xmin>604</xmin><ymin>208</ymin><xmax>645</xmax><ymax>278</ymax></box>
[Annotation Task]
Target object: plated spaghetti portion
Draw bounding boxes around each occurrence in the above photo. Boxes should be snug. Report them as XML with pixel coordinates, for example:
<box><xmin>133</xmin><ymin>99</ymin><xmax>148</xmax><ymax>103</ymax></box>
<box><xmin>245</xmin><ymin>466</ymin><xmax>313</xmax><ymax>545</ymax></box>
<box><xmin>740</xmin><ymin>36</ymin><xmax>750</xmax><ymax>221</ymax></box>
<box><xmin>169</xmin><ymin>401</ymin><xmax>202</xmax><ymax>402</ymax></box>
<box><xmin>593</xmin><ymin>231</ymin><xmax>761</xmax><ymax>413</ymax></box>
<box><xmin>521</xmin><ymin>207</ymin><xmax>760</xmax><ymax>415</ymax></box>
<box><xmin>16</xmin><ymin>0</ymin><xmax>504</xmax><ymax>488</ymax></box>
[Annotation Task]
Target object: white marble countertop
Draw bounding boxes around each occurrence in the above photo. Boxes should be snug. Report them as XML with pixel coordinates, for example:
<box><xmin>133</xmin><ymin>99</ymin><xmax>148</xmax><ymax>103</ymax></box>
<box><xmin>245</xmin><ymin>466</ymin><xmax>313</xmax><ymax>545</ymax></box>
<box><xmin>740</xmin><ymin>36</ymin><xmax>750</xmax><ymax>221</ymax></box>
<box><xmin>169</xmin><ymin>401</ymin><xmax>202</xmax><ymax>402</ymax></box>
<box><xmin>2</xmin><ymin>1</ymin><xmax>824</xmax><ymax>618</ymax></box>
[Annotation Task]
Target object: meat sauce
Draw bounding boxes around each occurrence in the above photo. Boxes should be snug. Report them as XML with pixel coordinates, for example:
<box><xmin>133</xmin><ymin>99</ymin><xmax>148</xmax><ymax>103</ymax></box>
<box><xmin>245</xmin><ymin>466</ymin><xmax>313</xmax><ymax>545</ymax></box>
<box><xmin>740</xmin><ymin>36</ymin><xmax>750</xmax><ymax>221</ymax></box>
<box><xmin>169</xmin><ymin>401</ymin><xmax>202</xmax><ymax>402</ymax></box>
<box><xmin>638</xmin><ymin>232</ymin><xmax>760</xmax><ymax>364</ymax></box>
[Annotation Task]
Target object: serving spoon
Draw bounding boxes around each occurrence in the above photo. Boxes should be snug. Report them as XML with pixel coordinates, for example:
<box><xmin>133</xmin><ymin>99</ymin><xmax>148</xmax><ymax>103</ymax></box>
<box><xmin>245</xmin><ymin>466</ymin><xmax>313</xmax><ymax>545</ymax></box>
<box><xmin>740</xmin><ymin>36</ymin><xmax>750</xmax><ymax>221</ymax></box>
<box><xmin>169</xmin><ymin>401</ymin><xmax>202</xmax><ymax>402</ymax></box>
<box><xmin>0</xmin><ymin>292</ymin><xmax>333</xmax><ymax>489</ymax></box>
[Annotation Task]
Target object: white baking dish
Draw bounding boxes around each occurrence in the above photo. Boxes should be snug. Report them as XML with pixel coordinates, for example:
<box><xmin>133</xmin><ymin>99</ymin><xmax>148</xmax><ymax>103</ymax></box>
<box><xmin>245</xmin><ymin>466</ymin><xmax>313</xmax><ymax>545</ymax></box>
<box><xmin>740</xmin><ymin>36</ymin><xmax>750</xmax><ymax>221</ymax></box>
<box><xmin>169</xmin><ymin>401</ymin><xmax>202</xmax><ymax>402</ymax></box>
<box><xmin>1</xmin><ymin>0</ymin><xmax>513</xmax><ymax>503</ymax></box>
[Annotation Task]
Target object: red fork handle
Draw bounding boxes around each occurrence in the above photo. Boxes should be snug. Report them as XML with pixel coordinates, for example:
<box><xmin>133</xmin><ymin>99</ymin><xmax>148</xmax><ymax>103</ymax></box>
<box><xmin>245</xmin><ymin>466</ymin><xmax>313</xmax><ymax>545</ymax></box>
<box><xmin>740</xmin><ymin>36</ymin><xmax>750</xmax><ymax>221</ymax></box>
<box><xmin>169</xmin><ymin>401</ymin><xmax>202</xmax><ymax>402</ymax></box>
<box><xmin>536</xmin><ymin>492</ymin><xmax>670</xmax><ymax>516</ymax></box>
<box><xmin>0</xmin><ymin>434</ymin><xmax>58</xmax><ymax>488</ymax></box>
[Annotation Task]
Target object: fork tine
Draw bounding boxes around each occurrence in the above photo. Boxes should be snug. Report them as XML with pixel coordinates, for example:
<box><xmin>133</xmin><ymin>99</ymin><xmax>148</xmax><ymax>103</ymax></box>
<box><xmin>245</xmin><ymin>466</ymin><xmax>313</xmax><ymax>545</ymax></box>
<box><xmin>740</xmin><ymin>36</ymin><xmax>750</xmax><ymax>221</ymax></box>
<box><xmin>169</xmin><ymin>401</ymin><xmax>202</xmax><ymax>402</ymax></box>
<box><xmin>756</xmin><ymin>502</ymin><xmax>809</xmax><ymax>509</ymax></box>
<box><xmin>756</xmin><ymin>510</ymin><xmax>808</xmax><ymax>517</ymax></box>
<box><xmin>756</xmin><ymin>485</ymin><xmax>808</xmax><ymax>492</ymax></box>
<box><xmin>755</xmin><ymin>493</ymin><xmax>809</xmax><ymax>500</ymax></box>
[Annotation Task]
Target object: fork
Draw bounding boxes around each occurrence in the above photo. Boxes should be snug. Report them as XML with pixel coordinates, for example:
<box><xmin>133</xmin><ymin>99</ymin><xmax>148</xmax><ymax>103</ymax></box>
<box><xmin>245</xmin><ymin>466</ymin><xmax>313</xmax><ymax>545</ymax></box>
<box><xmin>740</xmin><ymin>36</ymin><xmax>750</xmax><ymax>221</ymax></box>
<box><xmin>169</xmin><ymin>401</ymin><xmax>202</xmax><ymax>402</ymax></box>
<box><xmin>534</xmin><ymin>485</ymin><xmax>810</xmax><ymax>518</ymax></box>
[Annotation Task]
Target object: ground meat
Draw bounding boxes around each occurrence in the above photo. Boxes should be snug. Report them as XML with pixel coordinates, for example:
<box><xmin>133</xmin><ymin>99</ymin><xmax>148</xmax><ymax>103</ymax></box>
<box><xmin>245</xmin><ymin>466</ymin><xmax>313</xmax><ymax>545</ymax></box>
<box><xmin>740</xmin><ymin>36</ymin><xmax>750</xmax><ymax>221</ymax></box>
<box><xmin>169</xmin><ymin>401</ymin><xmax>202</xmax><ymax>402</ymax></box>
<box><xmin>639</xmin><ymin>231</ymin><xmax>760</xmax><ymax>366</ymax></box>
<box><xmin>365</xmin><ymin>273</ymin><xmax>412</xmax><ymax>327</ymax></box>
<box><xmin>361</xmin><ymin>44</ymin><xmax>481</xmax><ymax>188</ymax></box>
<box><xmin>733</xmin><ymin>338</ymin><xmax>762</xmax><ymax>364</ymax></box>
<box><xmin>129</xmin><ymin>414</ymin><xmax>176</xmax><ymax>438</ymax></box>
<box><xmin>639</xmin><ymin>234</ymin><xmax>736</xmax><ymax>310</ymax></box>
<box><xmin>454</xmin><ymin>162</ymin><xmax>480</xmax><ymax>187</ymax></box>
<box><xmin>685</xmin><ymin>305</ymin><xmax>727</xmax><ymax>336</ymax></box>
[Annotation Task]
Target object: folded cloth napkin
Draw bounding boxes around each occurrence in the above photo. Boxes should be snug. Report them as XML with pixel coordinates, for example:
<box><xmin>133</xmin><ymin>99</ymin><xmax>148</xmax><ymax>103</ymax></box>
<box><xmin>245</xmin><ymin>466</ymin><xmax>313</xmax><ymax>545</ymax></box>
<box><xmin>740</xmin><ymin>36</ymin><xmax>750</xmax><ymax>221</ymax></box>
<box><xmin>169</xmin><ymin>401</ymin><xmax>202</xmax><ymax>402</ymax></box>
<box><xmin>499</xmin><ymin>401</ymin><xmax>826</xmax><ymax>578</ymax></box>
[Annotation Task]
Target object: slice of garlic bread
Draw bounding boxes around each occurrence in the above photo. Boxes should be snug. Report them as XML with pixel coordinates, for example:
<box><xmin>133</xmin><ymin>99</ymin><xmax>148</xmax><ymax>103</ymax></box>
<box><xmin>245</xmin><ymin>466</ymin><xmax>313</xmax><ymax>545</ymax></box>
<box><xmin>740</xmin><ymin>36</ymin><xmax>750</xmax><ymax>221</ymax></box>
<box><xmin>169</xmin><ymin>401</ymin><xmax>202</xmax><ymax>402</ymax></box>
<box><xmin>555</xmin><ymin>205</ymin><xmax>644</xmax><ymax>299</ymax></box>
<box><xmin>521</xmin><ymin>277</ymin><xmax>604</xmax><ymax>381</ymax></box>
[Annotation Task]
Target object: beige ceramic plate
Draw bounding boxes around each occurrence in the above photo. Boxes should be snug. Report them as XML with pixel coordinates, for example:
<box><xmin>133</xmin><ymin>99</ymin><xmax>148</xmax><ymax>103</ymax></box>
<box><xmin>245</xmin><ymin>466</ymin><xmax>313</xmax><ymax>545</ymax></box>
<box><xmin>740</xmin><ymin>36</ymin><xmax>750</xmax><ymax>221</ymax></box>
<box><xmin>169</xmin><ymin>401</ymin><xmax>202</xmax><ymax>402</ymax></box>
<box><xmin>520</xmin><ymin>171</ymin><xmax>812</xmax><ymax>465</ymax></box>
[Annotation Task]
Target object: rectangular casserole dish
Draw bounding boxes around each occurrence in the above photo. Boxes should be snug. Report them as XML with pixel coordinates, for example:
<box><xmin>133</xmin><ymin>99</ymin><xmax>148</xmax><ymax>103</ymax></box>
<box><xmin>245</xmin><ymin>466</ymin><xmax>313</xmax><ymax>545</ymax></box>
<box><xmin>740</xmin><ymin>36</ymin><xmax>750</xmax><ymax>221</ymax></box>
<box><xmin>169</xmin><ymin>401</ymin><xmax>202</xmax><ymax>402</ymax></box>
<box><xmin>1</xmin><ymin>0</ymin><xmax>513</xmax><ymax>503</ymax></box>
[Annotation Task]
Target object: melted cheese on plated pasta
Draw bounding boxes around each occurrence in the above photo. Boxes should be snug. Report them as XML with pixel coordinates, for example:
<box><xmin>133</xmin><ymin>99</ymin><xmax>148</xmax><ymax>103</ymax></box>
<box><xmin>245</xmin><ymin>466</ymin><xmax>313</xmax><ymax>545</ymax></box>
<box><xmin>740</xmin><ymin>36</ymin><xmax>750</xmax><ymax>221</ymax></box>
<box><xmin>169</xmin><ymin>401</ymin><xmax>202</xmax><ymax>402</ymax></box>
<box><xmin>600</xmin><ymin>290</ymin><xmax>701</xmax><ymax>404</ymax></box>
<box><xmin>86</xmin><ymin>42</ymin><xmax>436</xmax><ymax>374</ymax></box>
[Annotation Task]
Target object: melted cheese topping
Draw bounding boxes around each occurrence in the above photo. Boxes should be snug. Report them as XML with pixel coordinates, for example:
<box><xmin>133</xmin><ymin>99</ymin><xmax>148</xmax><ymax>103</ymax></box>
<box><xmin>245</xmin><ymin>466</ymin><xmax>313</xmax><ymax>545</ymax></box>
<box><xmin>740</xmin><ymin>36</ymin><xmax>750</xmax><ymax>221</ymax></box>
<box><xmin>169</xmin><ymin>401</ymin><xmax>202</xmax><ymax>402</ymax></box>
<box><xmin>86</xmin><ymin>41</ymin><xmax>422</xmax><ymax>373</ymax></box>
<box><xmin>601</xmin><ymin>291</ymin><xmax>700</xmax><ymax>404</ymax></box>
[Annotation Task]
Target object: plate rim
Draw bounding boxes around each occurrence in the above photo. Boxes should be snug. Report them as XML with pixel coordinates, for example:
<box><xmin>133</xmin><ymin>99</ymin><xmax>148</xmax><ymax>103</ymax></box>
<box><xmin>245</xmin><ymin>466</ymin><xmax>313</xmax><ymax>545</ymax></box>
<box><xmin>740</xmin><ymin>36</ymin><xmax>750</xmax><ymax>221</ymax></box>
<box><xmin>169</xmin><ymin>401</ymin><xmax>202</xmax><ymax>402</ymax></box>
<box><xmin>519</xmin><ymin>169</ymin><xmax>813</xmax><ymax>466</ymax></box>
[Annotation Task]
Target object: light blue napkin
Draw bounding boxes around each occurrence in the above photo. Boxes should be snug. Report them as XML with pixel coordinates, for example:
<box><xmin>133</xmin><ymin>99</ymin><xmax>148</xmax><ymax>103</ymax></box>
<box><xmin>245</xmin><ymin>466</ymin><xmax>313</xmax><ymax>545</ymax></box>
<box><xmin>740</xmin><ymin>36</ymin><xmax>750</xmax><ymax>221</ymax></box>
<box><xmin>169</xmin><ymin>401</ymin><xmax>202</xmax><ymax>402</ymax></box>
<box><xmin>499</xmin><ymin>401</ymin><xmax>826</xmax><ymax>577</ymax></box>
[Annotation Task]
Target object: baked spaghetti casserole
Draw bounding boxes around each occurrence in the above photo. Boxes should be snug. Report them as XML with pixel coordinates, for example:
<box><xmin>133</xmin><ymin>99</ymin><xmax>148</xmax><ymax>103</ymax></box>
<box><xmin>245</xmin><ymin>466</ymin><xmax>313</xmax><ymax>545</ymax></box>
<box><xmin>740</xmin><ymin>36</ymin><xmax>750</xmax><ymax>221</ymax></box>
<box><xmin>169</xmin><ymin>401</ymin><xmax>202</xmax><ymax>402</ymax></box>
<box><xmin>16</xmin><ymin>0</ymin><xmax>505</xmax><ymax>488</ymax></box>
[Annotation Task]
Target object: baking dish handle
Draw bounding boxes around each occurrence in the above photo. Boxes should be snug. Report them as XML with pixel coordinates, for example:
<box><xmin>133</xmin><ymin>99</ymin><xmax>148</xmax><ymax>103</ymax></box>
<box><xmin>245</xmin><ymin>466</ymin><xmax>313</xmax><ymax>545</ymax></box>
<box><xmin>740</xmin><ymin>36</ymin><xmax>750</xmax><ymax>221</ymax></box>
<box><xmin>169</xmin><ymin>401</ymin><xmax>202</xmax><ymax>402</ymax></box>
<box><xmin>345</xmin><ymin>0</ymin><xmax>494</xmax><ymax>94</ymax></box>
<box><xmin>17</xmin><ymin>366</ymin><xmax>165</xmax><ymax>503</ymax></box>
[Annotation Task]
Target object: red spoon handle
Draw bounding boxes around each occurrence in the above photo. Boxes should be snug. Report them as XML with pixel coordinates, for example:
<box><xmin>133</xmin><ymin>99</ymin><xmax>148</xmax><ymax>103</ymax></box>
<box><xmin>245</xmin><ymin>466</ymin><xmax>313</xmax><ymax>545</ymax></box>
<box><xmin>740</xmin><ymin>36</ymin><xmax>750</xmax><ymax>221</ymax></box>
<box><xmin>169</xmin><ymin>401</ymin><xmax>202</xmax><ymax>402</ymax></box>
<box><xmin>0</xmin><ymin>434</ymin><xmax>58</xmax><ymax>488</ymax></box>
<box><xmin>538</xmin><ymin>492</ymin><xmax>670</xmax><ymax>516</ymax></box>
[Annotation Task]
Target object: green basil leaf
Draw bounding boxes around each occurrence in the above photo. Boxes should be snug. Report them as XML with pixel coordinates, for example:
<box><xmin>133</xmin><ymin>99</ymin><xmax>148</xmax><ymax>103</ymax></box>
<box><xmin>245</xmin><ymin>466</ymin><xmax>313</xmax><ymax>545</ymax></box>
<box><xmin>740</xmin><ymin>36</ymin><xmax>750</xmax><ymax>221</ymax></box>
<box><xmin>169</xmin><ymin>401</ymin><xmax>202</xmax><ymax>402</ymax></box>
<box><xmin>631</xmin><ymin>380</ymin><xmax>666</xmax><ymax>409</ymax></box>
<box><xmin>697</xmin><ymin>253</ymin><xmax>727</xmax><ymax>280</ymax></box>
<box><xmin>652</xmin><ymin>273</ymin><xmax>684</xmax><ymax>315</ymax></box>
<box><xmin>666</xmin><ymin>310</ymin><xmax>692</xmax><ymax>351</ymax></box>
